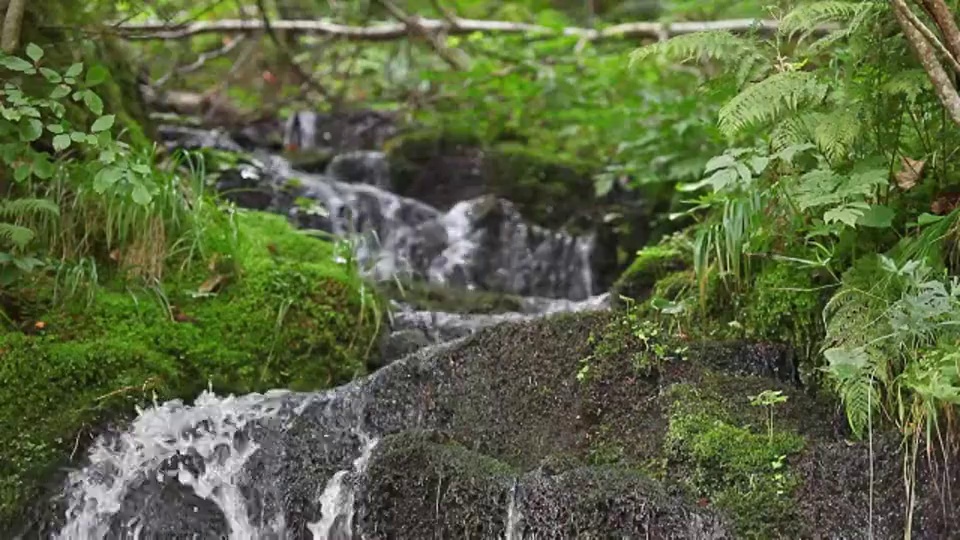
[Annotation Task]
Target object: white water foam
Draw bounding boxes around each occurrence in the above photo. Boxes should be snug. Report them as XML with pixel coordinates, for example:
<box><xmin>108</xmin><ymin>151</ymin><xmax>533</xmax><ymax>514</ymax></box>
<box><xmin>308</xmin><ymin>434</ymin><xmax>380</xmax><ymax>540</ymax></box>
<box><xmin>56</xmin><ymin>390</ymin><xmax>299</xmax><ymax>539</ymax></box>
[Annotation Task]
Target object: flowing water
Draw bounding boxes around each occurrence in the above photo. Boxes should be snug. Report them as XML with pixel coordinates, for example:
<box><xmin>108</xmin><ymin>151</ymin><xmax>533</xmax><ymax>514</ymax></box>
<box><xmin>35</xmin><ymin>123</ymin><xmax>614</xmax><ymax>539</ymax></box>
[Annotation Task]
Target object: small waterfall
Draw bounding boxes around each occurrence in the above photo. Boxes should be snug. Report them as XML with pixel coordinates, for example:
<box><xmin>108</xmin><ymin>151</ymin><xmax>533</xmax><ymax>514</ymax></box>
<box><xmin>504</xmin><ymin>481</ymin><xmax>524</xmax><ymax>540</ymax></box>
<box><xmin>308</xmin><ymin>434</ymin><xmax>379</xmax><ymax>540</ymax></box>
<box><xmin>55</xmin><ymin>390</ymin><xmax>304</xmax><ymax>539</ymax></box>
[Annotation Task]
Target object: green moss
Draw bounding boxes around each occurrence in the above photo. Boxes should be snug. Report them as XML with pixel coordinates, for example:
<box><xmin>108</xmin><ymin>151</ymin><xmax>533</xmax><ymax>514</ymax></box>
<box><xmin>483</xmin><ymin>142</ymin><xmax>597</xmax><ymax>229</ymax></box>
<box><xmin>0</xmin><ymin>210</ymin><xmax>382</xmax><ymax>526</ymax></box>
<box><xmin>384</xmin><ymin>129</ymin><xmax>599</xmax><ymax>229</ymax></box>
<box><xmin>611</xmin><ymin>245</ymin><xmax>688</xmax><ymax>307</ymax></box>
<box><xmin>664</xmin><ymin>383</ymin><xmax>804</xmax><ymax>538</ymax></box>
<box><xmin>744</xmin><ymin>264</ymin><xmax>824</xmax><ymax>364</ymax></box>
<box><xmin>384</xmin><ymin>127</ymin><xmax>483</xmax><ymax>195</ymax></box>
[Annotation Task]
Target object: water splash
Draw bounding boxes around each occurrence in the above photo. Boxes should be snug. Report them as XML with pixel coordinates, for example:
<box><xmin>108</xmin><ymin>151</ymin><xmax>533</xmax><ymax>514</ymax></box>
<box><xmin>505</xmin><ymin>481</ymin><xmax>524</xmax><ymax>540</ymax></box>
<box><xmin>55</xmin><ymin>390</ymin><xmax>302</xmax><ymax>539</ymax></box>
<box><xmin>308</xmin><ymin>434</ymin><xmax>379</xmax><ymax>540</ymax></box>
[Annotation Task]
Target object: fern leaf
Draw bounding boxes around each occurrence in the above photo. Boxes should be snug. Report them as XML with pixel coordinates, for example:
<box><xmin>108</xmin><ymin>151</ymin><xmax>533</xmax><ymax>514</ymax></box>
<box><xmin>0</xmin><ymin>197</ymin><xmax>60</xmax><ymax>218</ymax></box>
<box><xmin>631</xmin><ymin>31</ymin><xmax>759</xmax><ymax>66</ymax></box>
<box><xmin>882</xmin><ymin>69</ymin><xmax>930</xmax><ymax>101</ymax></box>
<box><xmin>812</xmin><ymin>108</ymin><xmax>862</xmax><ymax>162</ymax></box>
<box><xmin>771</xmin><ymin>112</ymin><xmax>817</xmax><ymax>151</ymax></box>
<box><xmin>0</xmin><ymin>223</ymin><xmax>36</xmax><ymax>249</ymax></box>
<box><xmin>781</xmin><ymin>1</ymin><xmax>870</xmax><ymax>37</ymax></box>
<box><xmin>718</xmin><ymin>70</ymin><xmax>826</xmax><ymax>138</ymax></box>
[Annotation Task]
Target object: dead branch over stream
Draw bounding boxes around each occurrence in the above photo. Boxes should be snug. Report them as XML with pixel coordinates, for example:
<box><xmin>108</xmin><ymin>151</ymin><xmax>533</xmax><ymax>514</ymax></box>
<box><xmin>106</xmin><ymin>17</ymin><xmax>834</xmax><ymax>42</ymax></box>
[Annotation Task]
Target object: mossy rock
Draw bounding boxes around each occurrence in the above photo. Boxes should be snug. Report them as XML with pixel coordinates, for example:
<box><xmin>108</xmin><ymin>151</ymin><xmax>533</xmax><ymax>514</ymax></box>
<box><xmin>384</xmin><ymin>128</ymin><xmax>599</xmax><ymax>230</ymax></box>
<box><xmin>610</xmin><ymin>245</ymin><xmax>689</xmax><ymax>307</ymax></box>
<box><xmin>482</xmin><ymin>142</ymin><xmax>597</xmax><ymax>230</ymax></box>
<box><xmin>663</xmin><ymin>383</ymin><xmax>805</xmax><ymax>538</ymax></box>
<box><xmin>0</xmin><ymin>210</ymin><xmax>382</xmax><ymax>527</ymax></box>
<box><xmin>378</xmin><ymin>278</ymin><xmax>526</xmax><ymax>314</ymax></box>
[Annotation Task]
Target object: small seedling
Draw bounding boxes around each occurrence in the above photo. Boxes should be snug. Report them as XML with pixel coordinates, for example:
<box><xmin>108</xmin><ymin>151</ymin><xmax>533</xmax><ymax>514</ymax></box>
<box><xmin>749</xmin><ymin>389</ymin><xmax>789</xmax><ymax>443</ymax></box>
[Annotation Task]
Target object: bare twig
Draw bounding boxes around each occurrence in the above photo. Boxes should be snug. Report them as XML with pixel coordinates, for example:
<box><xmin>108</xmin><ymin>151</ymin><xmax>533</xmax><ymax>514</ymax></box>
<box><xmin>254</xmin><ymin>0</ymin><xmax>334</xmax><ymax>101</ymax></box>
<box><xmin>100</xmin><ymin>17</ymin><xmax>833</xmax><ymax>42</ymax></box>
<box><xmin>376</xmin><ymin>0</ymin><xmax>467</xmax><ymax>70</ymax></box>
<box><xmin>893</xmin><ymin>0</ymin><xmax>960</xmax><ymax>126</ymax></box>
<box><xmin>154</xmin><ymin>35</ymin><xmax>248</xmax><ymax>86</ymax></box>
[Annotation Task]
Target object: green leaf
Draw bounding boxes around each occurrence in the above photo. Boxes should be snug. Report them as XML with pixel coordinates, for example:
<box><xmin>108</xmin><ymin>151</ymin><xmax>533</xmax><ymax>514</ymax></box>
<box><xmin>52</xmin><ymin>134</ymin><xmax>71</xmax><ymax>152</ymax></box>
<box><xmin>917</xmin><ymin>213</ymin><xmax>944</xmax><ymax>226</ymax></box>
<box><xmin>25</xmin><ymin>43</ymin><xmax>44</xmax><ymax>63</ymax></box>
<box><xmin>70</xmin><ymin>131</ymin><xmax>86</xmax><ymax>142</ymax></box>
<box><xmin>90</xmin><ymin>114</ymin><xmax>115</xmax><ymax>133</ymax></box>
<box><xmin>82</xmin><ymin>90</ymin><xmax>103</xmax><ymax>115</ymax></box>
<box><xmin>65</xmin><ymin>63</ymin><xmax>83</xmax><ymax>78</ymax></box>
<box><xmin>131</xmin><ymin>183</ymin><xmax>152</xmax><ymax>205</ymax></box>
<box><xmin>19</xmin><ymin>119</ymin><xmax>42</xmax><ymax>142</ymax></box>
<box><xmin>856</xmin><ymin>205</ymin><xmax>894</xmax><ymax>228</ymax></box>
<box><xmin>131</xmin><ymin>163</ymin><xmax>151</xmax><ymax>175</ymax></box>
<box><xmin>0</xmin><ymin>56</ymin><xmax>33</xmax><ymax>72</ymax></box>
<box><xmin>98</xmin><ymin>149</ymin><xmax>116</xmax><ymax>164</ymax></box>
<box><xmin>46</xmin><ymin>123</ymin><xmax>64</xmax><ymax>134</ymax></box>
<box><xmin>85</xmin><ymin>64</ymin><xmax>109</xmax><ymax>86</ymax></box>
<box><xmin>93</xmin><ymin>166</ymin><xmax>122</xmax><ymax>193</ymax></box>
<box><xmin>49</xmin><ymin>85</ymin><xmax>70</xmax><ymax>100</ymax></box>
<box><xmin>39</xmin><ymin>67</ymin><xmax>61</xmax><ymax>83</ymax></box>
<box><xmin>32</xmin><ymin>155</ymin><xmax>55</xmax><ymax>179</ymax></box>
<box><xmin>13</xmin><ymin>164</ymin><xmax>31</xmax><ymax>182</ymax></box>
<box><xmin>703</xmin><ymin>154</ymin><xmax>735</xmax><ymax>173</ymax></box>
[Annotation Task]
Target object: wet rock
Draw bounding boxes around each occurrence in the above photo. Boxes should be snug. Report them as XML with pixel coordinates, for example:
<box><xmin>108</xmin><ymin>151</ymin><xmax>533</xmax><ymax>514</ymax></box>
<box><xmin>375</xmin><ymin>329</ymin><xmax>433</xmax><ymax>366</ymax></box>
<box><xmin>326</xmin><ymin>151</ymin><xmax>391</xmax><ymax>189</ymax></box>
<box><xmin>283</xmin><ymin>110</ymin><xmax>398</xmax><ymax>154</ymax></box>
<box><xmin>157</xmin><ymin>125</ymin><xmax>243</xmax><ymax>153</ymax></box>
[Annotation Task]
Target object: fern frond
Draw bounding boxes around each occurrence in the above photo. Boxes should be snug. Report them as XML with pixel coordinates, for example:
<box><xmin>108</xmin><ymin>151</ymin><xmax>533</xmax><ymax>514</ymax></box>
<box><xmin>882</xmin><ymin>69</ymin><xmax>930</xmax><ymax>101</ymax></box>
<box><xmin>781</xmin><ymin>1</ymin><xmax>870</xmax><ymax>37</ymax></box>
<box><xmin>812</xmin><ymin>108</ymin><xmax>862</xmax><ymax>162</ymax></box>
<box><xmin>771</xmin><ymin>112</ymin><xmax>817</xmax><ymax>151</ymax></box>
<box><xmin>718</xmin><ymin>70</ymin><xmax>827</xmax><ymax>138</ymax></box>
<box><xmin>630</xmin><ymin>31</ymin><xmax>760</xmax><ymax>66</ymax></box>
<box><xmin>840</xmin><ymin>370</ymin><xmax>880</xmax><ymax>437</ymax></box>
<box><xmin>0</xmin><ymin>223</ymin><xmax>36</xmax><ymax>249</ymax></box>
<box><xmin>0</xmin><ymin>197</ymin><xmax>60</xmax><ymax>218</ymax></box>
<box><xmin>804</xmin><ymin>1</ymin><xmax>887</xmax><ymax>55</ymax></box>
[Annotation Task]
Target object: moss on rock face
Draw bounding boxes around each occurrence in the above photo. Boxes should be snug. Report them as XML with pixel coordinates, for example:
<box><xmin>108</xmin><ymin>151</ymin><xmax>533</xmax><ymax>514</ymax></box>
<box><xmin>744</xmin><ymin>265</ymin><xmax>824</xmax><ymax>360</ymax></box>
<box><xmin>664</xmin><ymin>383</ymin><xmax>805</xmax><ymax>538</ymax></box>
<box><xmin>610</xmin><ymin>244</ymin><xmax>689</xmax><ymax>307</ymax></box>
<box><xmin>0</xmin><ymin>210</ymin><xmax>381</xmax><ymax>526</ymax></box>
<box><xmin>384</xmin><ymin>129</ymin><xmax>599</xmax><ymax>230</ymax></box>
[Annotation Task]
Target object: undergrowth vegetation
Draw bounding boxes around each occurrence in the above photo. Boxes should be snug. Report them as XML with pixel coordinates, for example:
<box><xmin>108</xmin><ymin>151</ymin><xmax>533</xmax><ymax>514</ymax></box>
<box><xmin>0</xmin><ymin>41</ymin><xmax>382</xmax><ymax>524</ymax></box>
<box><xmin>626</xmin><ymin>1</ymin><xmax>960</xmax><ymax>534</ymax></box>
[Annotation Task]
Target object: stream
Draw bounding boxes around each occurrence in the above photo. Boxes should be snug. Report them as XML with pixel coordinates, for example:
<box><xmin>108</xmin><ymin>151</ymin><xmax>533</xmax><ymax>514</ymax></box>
<box><xmin>28</xmin><ymin>120</ymin><xmax>625</xmax><ymax>539</ymax></box>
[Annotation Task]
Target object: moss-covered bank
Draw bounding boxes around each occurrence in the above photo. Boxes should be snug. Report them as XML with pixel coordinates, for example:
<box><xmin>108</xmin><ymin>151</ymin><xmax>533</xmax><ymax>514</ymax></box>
<box><xmin>0</xmin><ymin>211</ymin><xmax>381</xmax><ymax>526</ymax></box>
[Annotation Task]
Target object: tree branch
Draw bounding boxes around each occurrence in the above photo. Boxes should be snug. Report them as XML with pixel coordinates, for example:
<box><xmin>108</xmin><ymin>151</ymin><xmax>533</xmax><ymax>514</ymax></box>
<box><xmin>1</xmin><ymin>0</ymin><xmax>25</xmax><ymax>53</ymax></box>
<box><xmin>102</xmin><ymin>17</ymin><xmax>833</xmax><ymax>42</ymax></box>
<box><xmin>893</xmin><ymin>0</ymin><xmax>960</xmax><ymax>126</ymax></box>
<box><xmin>154</xmin><ymin>35</ymin><xmax>248</xmax><ymax>87</ymax></box>
<box><xmin>254</xmin><ymin>0</ymin><xmax>335</xmax><ymax>102</ymax></box>
<box><xmin>376</xmin><ymin>0</ymin><xmax>467</xmax><ymax>70</ymax></box>
<box><xmin>917</xmin><ymin>0</ymin><xmax>960</xmax><ymax>62</ymax></box>
<box><xmin>899</xmin><ymin>0</ymin><xmax>960</xmax><ymax>76</ymax></box>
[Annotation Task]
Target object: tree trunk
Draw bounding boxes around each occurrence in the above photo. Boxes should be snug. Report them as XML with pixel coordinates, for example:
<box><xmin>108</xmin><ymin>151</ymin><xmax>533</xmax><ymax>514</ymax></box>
<box><xmin>1</xmin><ymin>0</ymin><xmax>25</xmax><ymax>53</ymax></box>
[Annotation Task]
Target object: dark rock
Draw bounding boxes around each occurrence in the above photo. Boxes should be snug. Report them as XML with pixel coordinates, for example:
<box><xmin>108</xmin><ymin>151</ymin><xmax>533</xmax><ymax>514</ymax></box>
<box><xmin>375</xmin><ymin>329</ymin><xmax>433</xmax><ymax>366</ymax></box>
<box><xmin>283</xmin><ymin>110</ymin><xmax>398</xmax><ymax>154</ymax></box>
<box><xmin>213</xmin><ymin>167</ymin><xmax>276</xmax><ymax>210</ymax></box>
<box><xmin>157</xmin><ymin>125</ymin><xmax>243</xmax><ymax>153</ymax></box>
<box><xmin>326</xmin><ymin>151</ymin><xmax>391</xmax><ymax>189</ymax></box>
